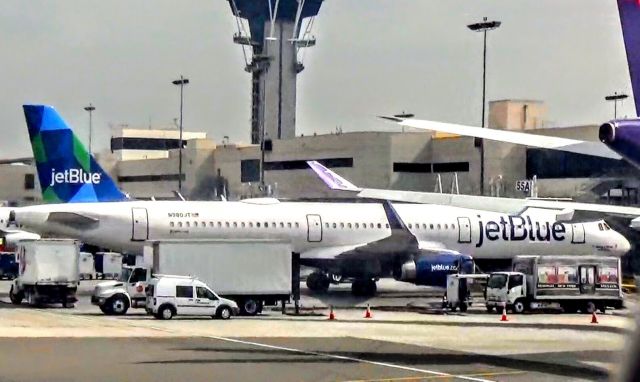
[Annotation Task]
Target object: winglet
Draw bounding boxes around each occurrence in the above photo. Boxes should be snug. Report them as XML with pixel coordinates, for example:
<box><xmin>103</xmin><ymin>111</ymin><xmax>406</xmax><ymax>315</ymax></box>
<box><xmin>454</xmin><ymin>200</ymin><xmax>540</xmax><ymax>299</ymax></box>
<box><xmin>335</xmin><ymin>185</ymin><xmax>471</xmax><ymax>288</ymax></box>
<box><xmin>306</xmin><ymin>161</ymin><xmax>361</xmax><ymax>192</ymax></box>
<box><xmin>382</xmin><ymin>200</ymin><xmax>408</xmax><ymax>231</ymax></box>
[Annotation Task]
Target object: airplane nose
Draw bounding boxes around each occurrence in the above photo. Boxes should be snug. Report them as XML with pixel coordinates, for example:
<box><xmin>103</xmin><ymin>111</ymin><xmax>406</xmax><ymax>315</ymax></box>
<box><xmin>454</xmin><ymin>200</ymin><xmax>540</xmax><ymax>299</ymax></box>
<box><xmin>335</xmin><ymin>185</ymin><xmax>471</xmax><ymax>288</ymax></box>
<box><xmin>619</xmin><ymin>234</ymin><xmax>631</xmax><ymax>255</ymax></box>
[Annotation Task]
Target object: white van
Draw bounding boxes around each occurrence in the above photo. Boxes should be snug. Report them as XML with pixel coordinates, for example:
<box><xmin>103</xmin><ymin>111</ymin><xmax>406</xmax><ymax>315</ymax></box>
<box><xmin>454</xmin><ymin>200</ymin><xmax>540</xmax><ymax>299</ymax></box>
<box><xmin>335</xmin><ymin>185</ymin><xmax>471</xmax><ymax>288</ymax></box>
<box><xmin>145</xmin><ymin>275</ymin><xmax>239</xmax><ymax>320</ymax></box>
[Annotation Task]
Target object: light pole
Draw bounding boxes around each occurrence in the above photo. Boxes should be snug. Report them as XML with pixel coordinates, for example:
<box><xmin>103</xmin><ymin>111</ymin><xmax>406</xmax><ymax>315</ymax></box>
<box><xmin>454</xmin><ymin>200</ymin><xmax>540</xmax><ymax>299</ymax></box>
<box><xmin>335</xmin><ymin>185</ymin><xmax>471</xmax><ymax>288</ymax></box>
<box><xmin>467</xmin><ymin>17</ymin><xmax>501</xmax><ymax>195</ymax></box>
<box><xmin>605</xmin><ymin>92</ymin><xmax>628</xmax><ymax>119</ymax></box>
<box><xmin>83</xmin><ymin>104</ymin><xmax>95</xmax><ymax>154</ymax></box>
<box><xmin>172</xmin><ymin>75</ymin><xmax>189</xmax><ymax>193</ymax></box>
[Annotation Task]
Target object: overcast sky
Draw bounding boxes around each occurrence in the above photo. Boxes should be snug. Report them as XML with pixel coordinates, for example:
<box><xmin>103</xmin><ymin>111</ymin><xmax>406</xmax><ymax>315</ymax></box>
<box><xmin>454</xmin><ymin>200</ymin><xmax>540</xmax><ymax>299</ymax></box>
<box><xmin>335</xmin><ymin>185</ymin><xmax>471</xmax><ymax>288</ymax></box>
<box><xmin>0</xmin><ymin>0</ymin><xmax>633</xmax><ymax>158</ymax></box>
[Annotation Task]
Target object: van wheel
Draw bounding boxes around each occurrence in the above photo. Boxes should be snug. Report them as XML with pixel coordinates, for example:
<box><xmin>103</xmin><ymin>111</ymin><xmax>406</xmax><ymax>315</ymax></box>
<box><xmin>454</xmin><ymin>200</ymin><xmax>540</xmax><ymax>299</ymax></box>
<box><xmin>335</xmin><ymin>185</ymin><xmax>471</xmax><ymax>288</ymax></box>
<box><xmin>240</xmin><ymin>299</ymin><xmax>261</xmax><ymax>316</ymax></box>
<box><xmin>158</xmin><ymin>305</ymin><xmax>175</xmax><ymax>320</ymax></box>
<box><xmin>217</xmin><ymin>306</ymin><xmax>232</xmax><ymax>320</ymax></box>
<box><xmin>109</xmin><ymin>295</ymin><xmax>129</xmax><ymax>315</ymax></box>
<box><xmin>513</xmin><ymin>300</ymin><xmax>526</xmax><ymax>314</ymax></box>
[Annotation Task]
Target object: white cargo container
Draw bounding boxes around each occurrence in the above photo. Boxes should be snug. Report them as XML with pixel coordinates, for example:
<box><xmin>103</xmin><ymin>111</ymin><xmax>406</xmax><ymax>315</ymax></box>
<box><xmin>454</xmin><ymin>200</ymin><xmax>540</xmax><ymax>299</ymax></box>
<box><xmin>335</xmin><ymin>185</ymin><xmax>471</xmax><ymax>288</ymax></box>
<box><xmin>78</xmin><ymin>252</ymin><xmax>95</xmax><ymax>280</ymax></box>
<box><xmin>10</xmin><ymin>239</ymin><xmax>79</xmax><ymax>307</ymax></box>
<box><xmin>94</xmin><ymin>252</ymin><xmax>122</xmax><ymax>279</ymax></box>
<box><xmin>152</xmin><ymin>240</ymin><xmax>295</xmax><ymax>316</ymax></box>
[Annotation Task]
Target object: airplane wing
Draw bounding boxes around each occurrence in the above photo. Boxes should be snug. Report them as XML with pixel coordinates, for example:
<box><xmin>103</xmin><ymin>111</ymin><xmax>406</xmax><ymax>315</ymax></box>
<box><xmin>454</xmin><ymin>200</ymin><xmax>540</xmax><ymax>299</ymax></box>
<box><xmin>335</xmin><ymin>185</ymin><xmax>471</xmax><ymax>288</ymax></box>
<box><xmin>387</xmin><ymin>117</ymin><xmax>622</xmax><ymax>160</ymax></box>
<box><xmin>307</xmin><ymin>160</ymin><xmax>640</xmax><ymax>228</ymax></box>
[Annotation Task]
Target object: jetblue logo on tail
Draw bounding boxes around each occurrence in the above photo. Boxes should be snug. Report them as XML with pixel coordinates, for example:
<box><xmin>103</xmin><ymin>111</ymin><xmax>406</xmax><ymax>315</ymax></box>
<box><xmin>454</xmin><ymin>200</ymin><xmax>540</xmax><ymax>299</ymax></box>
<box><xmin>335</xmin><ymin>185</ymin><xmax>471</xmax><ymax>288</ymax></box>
<box><xmin>49</xmin><ymin>168</ymin><xmax>101</xmax><ymax>187</ymax></box>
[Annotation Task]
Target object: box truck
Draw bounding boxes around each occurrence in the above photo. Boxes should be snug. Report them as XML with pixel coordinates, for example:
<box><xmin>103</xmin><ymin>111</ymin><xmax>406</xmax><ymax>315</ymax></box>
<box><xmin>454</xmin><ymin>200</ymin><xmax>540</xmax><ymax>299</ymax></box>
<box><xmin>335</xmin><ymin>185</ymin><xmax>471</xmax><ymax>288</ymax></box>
<box><xmin>10</xmin><ymin>239</ymin><xmax>79</xmax><ymax>307</ymax></box>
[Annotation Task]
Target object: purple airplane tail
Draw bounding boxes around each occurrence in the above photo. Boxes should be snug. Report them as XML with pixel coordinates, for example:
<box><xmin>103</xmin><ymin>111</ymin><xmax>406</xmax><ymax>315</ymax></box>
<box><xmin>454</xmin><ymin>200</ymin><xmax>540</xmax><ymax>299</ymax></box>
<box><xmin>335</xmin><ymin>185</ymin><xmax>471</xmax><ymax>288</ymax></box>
<box><xmin>618</xmin><ymin>0</ymin><xmax>640</xmax><ymax>116</ymax></box>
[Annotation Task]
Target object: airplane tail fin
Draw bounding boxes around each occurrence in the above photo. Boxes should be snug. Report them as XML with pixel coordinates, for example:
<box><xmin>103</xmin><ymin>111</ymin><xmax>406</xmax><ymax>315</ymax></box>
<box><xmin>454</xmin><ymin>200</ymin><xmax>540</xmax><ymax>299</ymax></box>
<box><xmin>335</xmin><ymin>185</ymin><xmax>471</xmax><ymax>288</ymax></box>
<box><xmin>618</xmin><ymin>0</ymin><xmax>640</xmax><ymax>116</ymax></box>
<box><xmin>23</xmin><ymin>105</ymin><xmax>128</xmax><ymax>203</ymax></box>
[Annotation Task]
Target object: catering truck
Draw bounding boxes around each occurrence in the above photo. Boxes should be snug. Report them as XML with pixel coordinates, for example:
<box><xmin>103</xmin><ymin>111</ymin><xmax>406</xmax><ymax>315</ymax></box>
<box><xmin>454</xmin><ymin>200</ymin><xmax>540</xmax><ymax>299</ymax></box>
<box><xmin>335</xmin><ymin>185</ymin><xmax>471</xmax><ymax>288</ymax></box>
<box><xmin>92</xmin><ymin>239</ymin><xmax>297</xmax><ymax>316</ymax></box>
<box><xmin>9</xmin><ymin>239</ymin><xmax>79</xmax><ymax>307</ymax></box>
<box><xmin>485</xmin><ymin>255</ymin><xmax>623</xmax><ymax>314</ymax></box>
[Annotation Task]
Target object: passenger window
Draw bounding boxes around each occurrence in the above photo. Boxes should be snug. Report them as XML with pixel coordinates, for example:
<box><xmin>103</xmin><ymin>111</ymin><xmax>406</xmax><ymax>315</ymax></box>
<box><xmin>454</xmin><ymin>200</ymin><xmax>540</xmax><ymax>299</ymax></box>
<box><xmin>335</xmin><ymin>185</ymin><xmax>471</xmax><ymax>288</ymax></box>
<box><xmin>241</xmin><ymin>222</ymin><xmax>246</xmax><ymax>228</ymax></box>
<box><xmin>265</xmin><ymin>222</ymin><xmax>269</xmax><ymax>228</ymax></box>
<box><xmin>249</xmin><ymin>222</ymin><xmax>253</xmax><ymax>228</ymax></box>
<box><xmin>257</xmin><ymin>222</ymin><xmax>261</xmax><ymax>228</ymax></box>
<box><xmin>295</xmin><ymin>222</ymin><xmax>300</xmax><ymax>228</ymax></box>
<box><xmin>355</xmin><ymin>223</ymin><xmax>359</xmax><ymax>229</ymax></box>
<box><xmin>348</xmin><ymin>223</ymin><xmax>352</xmax><ymax>229</ymax></box>
<box><xmin>422</xmin><ymin>224</ymin><xmax>427</xmax><ymax>229</ymax></box>
<box><xmin>437</xmin><ymin>224</ymin><xmax>441</xmax><ymax>230</ymax></box>
<box><xmin>288</xmin><ymin>222</ymin><xmax>292</xmax><ymax>228</ymax></box>
<box><xmin>280</xmin><ymin>222</ymin><xmax>284</xmax><ymax>228</ymax></box>
<box><xmin>196</xmin><ymin>286</ymin><xmax>217</xmax><ymax>300</ymax></box>
<box><xmin>333</xmin><ymin>223</ymin><xmax>337</xmax><ymax>229</ymax></box>
<box><xmin>340</xmin><ymin>223</ymin><xmax>345</xmax><ymax>228</ymax></box>
<box><xmin>209</xmin><ymin>222</ymin><xmax>214</xmax><ymax>227</ymax></box>
<box><xmin>271</xmin><ymin>222</ymin><xmax>276</xmax><ymax>228</ymax></box>
<box><xmin>178</xmin><ymin>222</ymin><xmax>183</xmax><ymax>228</ymax></box>
<box><xmin>176</xmin><ymin>285</ymin><xmax>193</xmax><ymax>298</ymax></box>
<box><xmin>193</xmin><ymin>222</ymin><xmax>198</xmax><ymax>227</ymax></box>
<box><xmin>385</xmin><ymin>224</ymin><xmax>389</xmax><ymax>228</ymax></box>
<box><xmin>225</xmin><ymin>222</ymin><xmax>230</xmax><ymax>227</ymax></box>
<box><xmin>430</xmin><ymin>224</ymin><xmax>434</xmax><ymax>230</ymax></box>
<box><xmin>202</xmin><ymin>221</ymin><xmax>206</xmax><ymax>227</ymax></box>
<box><xmin>598</xmin><ymin>223</ymin><xmax>604</xmax><ymax>231</ymax></box>
<box><xmin>170</xmin><ymin>222</ymin><xmax>175</xmax><ymax>227</ymax></box>
<box><xmin>377</xmin><ymin>223</ymin><xmax>382</xmax><ymax>229</ymax></box>
<box><xmin>370</xmin><ymin>223</ymin><xmax>374</xmax><ymax>229</ymax></box>
<box><xmin>444</xmin><ymin>224</ymin><xmax>448</xmax><ymax>229</ymax></box>
<box><xmin>362</xmin><ymin>223</ymin><xmax>366</xmax><ymax>229</ymax></box>
<box><xmin>408</xmin><ymin>224</ymin><xmax>412</xmax><ymax>229</ymax></box>
<box><xmin>325</xmin><ymin>223</ymin><xmax>329</xmax><ymax>228</ymax></box>
<box><xmin>186</xmin><ymin>222</ymin><xmax>190</xmax><ymax>228</ymax></box>
<box><xmin>233</xmin><ymin>222</ymin><xmax>238</xmax><ymax>228</ymax></box>
<box><xmin>451</xmin><ymin>224</ymin><xmax>456</xmax><ymax>230</ymax></box>
<box><xmin>508</xmin><ymin>274</ymin><xmax>524</xmax><ymax>288</ymax></box>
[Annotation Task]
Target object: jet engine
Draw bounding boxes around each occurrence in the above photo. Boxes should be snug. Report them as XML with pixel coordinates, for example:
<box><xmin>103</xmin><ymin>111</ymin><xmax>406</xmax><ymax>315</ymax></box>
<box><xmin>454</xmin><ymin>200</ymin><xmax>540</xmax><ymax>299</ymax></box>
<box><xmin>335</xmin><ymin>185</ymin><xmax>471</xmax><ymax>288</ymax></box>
<box><xmin>393</xmin><ymin>252</ymin><xmax>474</xmax><ymax>288</ymax></box>
<box><xmin>599</xmin><ymin>120</ymin><xmax>640</xmax><ymax>168</ymax></box>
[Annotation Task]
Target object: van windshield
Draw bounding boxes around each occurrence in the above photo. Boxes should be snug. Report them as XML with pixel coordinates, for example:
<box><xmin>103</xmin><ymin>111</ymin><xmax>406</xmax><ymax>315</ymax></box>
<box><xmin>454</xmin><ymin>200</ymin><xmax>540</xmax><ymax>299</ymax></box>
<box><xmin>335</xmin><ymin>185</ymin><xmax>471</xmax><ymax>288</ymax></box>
<box><xmin>488</xmin><ymin>274</ymin><xmax>508</xmax><ymax>289</ymax></box>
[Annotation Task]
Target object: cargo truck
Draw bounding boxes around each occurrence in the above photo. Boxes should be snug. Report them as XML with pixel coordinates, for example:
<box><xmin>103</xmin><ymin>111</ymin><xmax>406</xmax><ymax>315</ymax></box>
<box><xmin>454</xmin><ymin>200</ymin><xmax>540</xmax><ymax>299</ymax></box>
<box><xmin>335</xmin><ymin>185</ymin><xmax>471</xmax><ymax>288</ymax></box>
<box><xmin>9</xmin><ymin>239</ymin><xmax>79</xmax><ymax>307</ymax></box>
<box><xmin>78</xmin><ymin>251</ymin><xmax>95</xmax><ymax>280</ymax></box>
<box><xmin>92</xmin><ymin>240</ymin><xmax>297</xmax><ymax>316</ymax></box>
<box><xmin>94</xmin><ymin>252</ymin><xmax>122</xmax><ymax>279</ymax></box>
<box><xmin>485</xmin><ymin>255</ymin><xmax>623</xmax><ymax>314</ymax></box>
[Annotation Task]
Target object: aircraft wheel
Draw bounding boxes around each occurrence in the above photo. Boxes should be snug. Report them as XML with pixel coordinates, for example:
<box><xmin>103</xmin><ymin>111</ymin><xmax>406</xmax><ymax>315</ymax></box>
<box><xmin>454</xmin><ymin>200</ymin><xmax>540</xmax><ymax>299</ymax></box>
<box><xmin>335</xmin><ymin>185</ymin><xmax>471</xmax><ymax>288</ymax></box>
<box><xmin>306</xmin><ymin>272</ymin><xmax>330</xmax><ymax>293</ymax></box>
<box><xmin>351</xmin><ymin>279</ymin><xmax>377</xmax><ymax>297</ymax></box>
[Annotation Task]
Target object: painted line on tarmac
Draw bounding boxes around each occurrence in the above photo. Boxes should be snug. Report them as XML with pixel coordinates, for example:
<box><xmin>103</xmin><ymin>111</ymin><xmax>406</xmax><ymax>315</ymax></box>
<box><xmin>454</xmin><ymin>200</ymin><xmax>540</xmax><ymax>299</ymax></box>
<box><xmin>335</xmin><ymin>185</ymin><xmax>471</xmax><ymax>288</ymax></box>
<box><xmin>192</xmin><ymin>334</ymin><xmax>496</xmax><ymax>382</ymax></box>
<box><xmin>340</xmin><ymin>370</ymin><xmax>525</xmax><ymax>382</ymax></box>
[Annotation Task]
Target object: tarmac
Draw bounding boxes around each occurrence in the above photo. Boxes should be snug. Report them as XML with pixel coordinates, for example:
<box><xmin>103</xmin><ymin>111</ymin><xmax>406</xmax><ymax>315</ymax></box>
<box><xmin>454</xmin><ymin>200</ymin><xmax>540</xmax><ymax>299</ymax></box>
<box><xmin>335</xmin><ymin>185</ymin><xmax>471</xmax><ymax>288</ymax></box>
<box><xmin>0</xmin><ymin>279</ymin><xmax>636</xmax><ymax>382</ymax></box>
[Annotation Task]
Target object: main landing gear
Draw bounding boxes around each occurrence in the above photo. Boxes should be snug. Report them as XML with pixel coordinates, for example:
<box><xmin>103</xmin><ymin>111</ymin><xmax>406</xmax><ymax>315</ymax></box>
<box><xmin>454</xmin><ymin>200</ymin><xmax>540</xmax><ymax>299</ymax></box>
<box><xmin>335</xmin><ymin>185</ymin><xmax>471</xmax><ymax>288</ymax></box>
<box><xmin>306</xmin><ymin>272</ymin><xmax>330</xmax><ymax>293</ymax></box>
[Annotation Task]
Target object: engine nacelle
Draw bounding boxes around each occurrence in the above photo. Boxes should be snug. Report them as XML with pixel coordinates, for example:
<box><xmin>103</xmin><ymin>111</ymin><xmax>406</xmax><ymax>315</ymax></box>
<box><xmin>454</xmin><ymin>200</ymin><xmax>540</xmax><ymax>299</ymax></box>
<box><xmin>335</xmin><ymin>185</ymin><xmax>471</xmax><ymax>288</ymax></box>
<box><xmin>394</xmin><ymin>252</ymin><xmax>474</xmax><ymax>287</ymax></box>
<box><xmin>599</xmin><ymin>120</ymin><xmax>640</xmax><ymax>168</ymax></box>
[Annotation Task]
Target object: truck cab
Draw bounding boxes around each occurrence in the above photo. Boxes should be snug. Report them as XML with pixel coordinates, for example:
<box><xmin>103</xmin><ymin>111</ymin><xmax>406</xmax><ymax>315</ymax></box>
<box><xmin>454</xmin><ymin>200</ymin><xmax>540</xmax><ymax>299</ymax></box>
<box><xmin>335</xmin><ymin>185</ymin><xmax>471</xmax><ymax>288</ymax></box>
<box><xmin>485</xmin><ymin>272</ymin><xmax>527</xmax><ymax>313</ymax></box>
<box><xmin>91</xmin><ymin>265</ymin><xmax>150</xmax><ymax>315</ymax></box>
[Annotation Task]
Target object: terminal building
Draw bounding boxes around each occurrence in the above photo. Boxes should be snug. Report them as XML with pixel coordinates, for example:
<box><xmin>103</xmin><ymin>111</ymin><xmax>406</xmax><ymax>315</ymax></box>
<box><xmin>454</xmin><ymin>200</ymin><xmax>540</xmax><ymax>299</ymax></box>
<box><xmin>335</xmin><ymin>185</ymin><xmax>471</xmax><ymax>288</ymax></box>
<box><xmin>2</xmin><ymin>99</ymin><xmax>640</xmax><ymax>207</ymax></box>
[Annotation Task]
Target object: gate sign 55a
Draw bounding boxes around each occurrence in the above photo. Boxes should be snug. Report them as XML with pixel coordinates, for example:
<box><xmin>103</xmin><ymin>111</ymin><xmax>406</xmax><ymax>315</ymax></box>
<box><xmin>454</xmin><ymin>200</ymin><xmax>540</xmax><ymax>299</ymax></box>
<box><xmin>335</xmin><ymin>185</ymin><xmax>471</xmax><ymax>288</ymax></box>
<box><xmin>515</xmin><ymin>180</ymin><xmax>532</xmax><ymax>193</ymax></box>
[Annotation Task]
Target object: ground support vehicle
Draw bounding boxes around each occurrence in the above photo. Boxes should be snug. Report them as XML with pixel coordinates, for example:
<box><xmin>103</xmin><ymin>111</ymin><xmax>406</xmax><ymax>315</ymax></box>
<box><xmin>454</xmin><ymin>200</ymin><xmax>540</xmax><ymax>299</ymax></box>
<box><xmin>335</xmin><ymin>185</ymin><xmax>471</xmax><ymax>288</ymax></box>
<box><xmin>151</xmin><ymin>240</ymin><xmax>297</xmax><ymax>316</ymax></box>
<box><xmin>94</xmin><ymin>252</ymin><xmax>122</xmax><ymax>279</ymax></box>
<box><xmin>91</xmin><ymin>265</ymin><xmax>149</xmax><ymax>315</ymax></box>
<box><xmin>485</xmin><ymin>255</ymin><xmax>623</xmax><ymax>314</ymax></box>
<box><xmin>78</xmin><ymin>251</ymin><xmax>95</xmax><ymax>280</ymax></box>
<box><xmin>10</xmin><ymin>239</ymin><xmax>79</xmax><ymax>307</ymax></box>
<box><xmin>443</xmin><ymin>273</ymin><xmax>489</xmax><ymax>312</ymax></box>
<box><xmin>145</xmin><ymin>275</ymin><xmax>240</xmax><ymax>320</ymax></box>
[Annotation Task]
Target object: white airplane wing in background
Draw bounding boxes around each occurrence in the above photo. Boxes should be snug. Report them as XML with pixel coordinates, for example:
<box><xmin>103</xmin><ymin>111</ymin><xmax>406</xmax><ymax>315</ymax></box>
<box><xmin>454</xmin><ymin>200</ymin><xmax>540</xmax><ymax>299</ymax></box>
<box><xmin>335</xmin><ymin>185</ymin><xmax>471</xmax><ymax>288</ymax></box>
<box><xmin>306</xmin><ymin>160</ymin><xmax>640</xmax><ymax>229</ymax></box>
<box><xmin>382</xmin><ymin>117</ymin><xmax>622</xmax><ymax>160</ymax></box>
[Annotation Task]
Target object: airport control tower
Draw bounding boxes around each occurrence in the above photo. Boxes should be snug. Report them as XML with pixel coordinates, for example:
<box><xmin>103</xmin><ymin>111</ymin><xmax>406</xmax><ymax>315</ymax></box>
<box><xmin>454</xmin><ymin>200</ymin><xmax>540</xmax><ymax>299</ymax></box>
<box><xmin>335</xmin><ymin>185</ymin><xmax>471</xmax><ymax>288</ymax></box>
<box><xmin>227</xmin><ymin>0</ymin><xmax>323</xmax><ymax>144</ymax></box>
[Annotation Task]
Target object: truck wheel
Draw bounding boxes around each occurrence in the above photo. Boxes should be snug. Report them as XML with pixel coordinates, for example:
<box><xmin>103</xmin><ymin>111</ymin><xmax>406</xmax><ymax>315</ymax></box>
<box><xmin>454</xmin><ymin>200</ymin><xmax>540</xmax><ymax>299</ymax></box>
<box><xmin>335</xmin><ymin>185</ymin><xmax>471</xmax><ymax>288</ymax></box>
<box><xmin>217</xmin><ymin>306</ymin><xmax>232</xmax><ymax>320</ymax></box>
<box><xmin>562</xmin><ymin>304</ymin><xmax>577</xmax><ymax>314</ymax></box>
<box><xmin>485</xmin><ymin>305</ymin><xmax>494</xmax><ymax>313</ymax></box>
<box><xmin>459</xmin><ymin>303</ymin><xmax>468</xmax><ymax>313</ymax></box>
<box><xmin>240</xmin><ymin>299</ymin><xmax>262</xmax><ymax>316</ymax></box>
<box><xmin>9</xmin><ymin>287</ymin><xmax>23</xmax><ymax>305</ymax></box>
<box><xmin>157</xmin><ymin>305</ymin><xmax>175</xmax><ymax>320</ymax></box>
<box><xmin>100</xmin><ymin>305</ymin><xmax>113</xmax><ymax>315</ymax></box>
<box><xmin>513</xmin><ymin>300</ymin><xmax>526</xmax><ymax>314</ymax></box>
<box><xmin>109</xmin><ymin>295</ymin><xmax>130</xmax><ymax>315</ymax></box>
<box><xmin>599</xmin><ymin>306</ymin><xmax>606</xmax><ymax>314</ymax></box>
<box><xmin>584</xmin><ymin>301</ymin><xmax>596</xmax><ymax>314</ymax></box>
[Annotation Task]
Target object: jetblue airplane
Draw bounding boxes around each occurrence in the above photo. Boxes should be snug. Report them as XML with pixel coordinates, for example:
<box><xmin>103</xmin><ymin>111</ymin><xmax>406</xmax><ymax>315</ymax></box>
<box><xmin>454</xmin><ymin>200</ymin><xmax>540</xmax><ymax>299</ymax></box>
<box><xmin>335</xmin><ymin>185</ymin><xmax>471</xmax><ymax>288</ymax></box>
<box><xmin>11</xmin><ymin>105</ymin><xmax>630</xmax><ymax>295</ymax></box>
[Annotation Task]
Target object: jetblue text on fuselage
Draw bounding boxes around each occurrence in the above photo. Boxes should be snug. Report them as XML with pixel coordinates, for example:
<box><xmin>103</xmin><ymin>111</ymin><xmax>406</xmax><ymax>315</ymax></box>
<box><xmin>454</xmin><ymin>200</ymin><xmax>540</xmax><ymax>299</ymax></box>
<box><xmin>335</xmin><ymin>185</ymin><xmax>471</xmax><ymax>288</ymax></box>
<box><xmin>475</xmin><ymin>215</ymin><xmax>566</xmax><ymax>247</ymax></box>
<box><xmin>49</xmin><ymin>168</ymin><xmax>101</xmax><ymax>187</ymax></box>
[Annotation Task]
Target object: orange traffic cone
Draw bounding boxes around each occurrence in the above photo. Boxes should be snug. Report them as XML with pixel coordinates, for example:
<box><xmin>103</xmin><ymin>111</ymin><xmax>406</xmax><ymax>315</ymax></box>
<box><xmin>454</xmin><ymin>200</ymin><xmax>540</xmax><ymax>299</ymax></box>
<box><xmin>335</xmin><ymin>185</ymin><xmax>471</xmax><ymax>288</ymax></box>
<box><xmin>591</xmin><ymin>311</ymin><xmax>598</xmax><ymax>324</ymax></box>
<box><xmin>500</xmin><ymin>306</ymin><xmax>509</xmax><ymax>322</ymax></box>
<box><xmin>364</xmin><ymin>304</ymin><xmax>372</xmax><ymax>319</ymax></box>
<box><xmin>328</xmin><ymin>305</ymin><xmax>335</xmax><ymax>320</ymax></box>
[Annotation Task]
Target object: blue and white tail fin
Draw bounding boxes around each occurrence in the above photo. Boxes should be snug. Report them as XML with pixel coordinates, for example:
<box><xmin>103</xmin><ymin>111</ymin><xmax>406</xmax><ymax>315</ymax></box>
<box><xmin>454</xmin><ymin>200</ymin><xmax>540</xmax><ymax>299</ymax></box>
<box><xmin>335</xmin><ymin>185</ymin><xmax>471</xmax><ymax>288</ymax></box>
<box><xmin>23</xmin><ymin>104</ymin><xmax>128</xmax><ymax>203</ymax></box>
<box><xmin>618</xmin><ymin>0</ymin><xmax>640</xmax><ymax>117</ymax></box>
